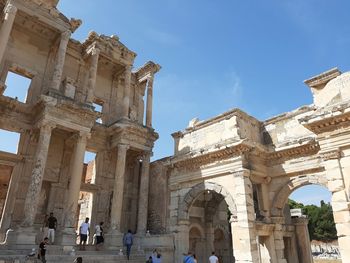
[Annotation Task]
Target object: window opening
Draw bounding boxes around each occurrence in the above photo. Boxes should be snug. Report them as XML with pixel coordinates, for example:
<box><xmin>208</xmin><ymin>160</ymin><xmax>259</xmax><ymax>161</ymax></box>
<box><xmin>3</xmin><ymin>71</ymin><xmax>31</xmax><ymax>103</ymax></box>
<box><xmin>0</xmin><ymin>129</ymin><xmax>20</xmax><ymax>154</ymax></box>
<box><xmin>93</xmin><ymin>102</ymin><xmax>103</xmax><ymax>124</ymax></box>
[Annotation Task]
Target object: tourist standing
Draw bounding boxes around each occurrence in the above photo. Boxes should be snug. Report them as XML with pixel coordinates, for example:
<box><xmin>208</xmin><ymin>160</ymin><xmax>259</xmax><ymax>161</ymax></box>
<box><xmin>38</xmin><ymin>237</ymin><xmax>49</xmax><ymax>263</ymax></box>
<box><xmin>74</xmin><ymin>257</ymin><xmax>83</xmax><ymax>263</ymax></box>
<box><xmin>153</xmin><ymin>253</ymin><xmax>162</xmax><ymax>263</ymax></box>
<box><xmin>146</xmin><ymin>256</ymin><xmax>153</xmax><ymax>263</ymax></box>
<box><xmin>94</xmin><ymin>221</ymin><xmax>104</xmax><ymax>250</ymax></box>
<box><xmin>193</xmin><ymin>254</ymin><xmax>198</xmax><ymax>263</ymax></box>
<box><xmin>79</xmin><ymin>217</ymin><xmax>90</xmax><ymax>251</ymax></box>
<box><xmin>183</xmin><ymin>252</ymin><xmax>194</xmax><ymax>263</ymax></box>
<box><xmin>123</xmin><ymin>229</ymin><xmax>133</xmax><ymax>260</ymax></box>
<box><xmin>209</xmin><ymin>252</ymin><xmax>218</xmax><ymax>263</ymax></box>
<box><xmin>46</xmin><ymin>212</ymin><xmax>57</xmax><ymax>244</ymax></box>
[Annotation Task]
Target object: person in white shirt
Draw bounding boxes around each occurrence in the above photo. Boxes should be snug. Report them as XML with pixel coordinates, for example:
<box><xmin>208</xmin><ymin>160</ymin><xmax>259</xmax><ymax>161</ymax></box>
<box><xmin>79</xmin><ymin>217</ymin><xmax>90</xmax><ymax>251</ymax></box>
<box><xmin>94</xmin><ymin>222</ymin><xmax>104</xmax><ymax>250</ymax></box>
<box><xmin>209</xmin><ymin>251</ymin><xmax>219</xmax><ymax>263</ymax></box>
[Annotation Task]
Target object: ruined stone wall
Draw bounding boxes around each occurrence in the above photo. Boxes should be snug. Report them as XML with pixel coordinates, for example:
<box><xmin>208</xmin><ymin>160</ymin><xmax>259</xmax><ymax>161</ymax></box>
<box><xmin>148</xmin><ymin>160</ymin><xmax>169</xmax><ymax>234</ymax></box>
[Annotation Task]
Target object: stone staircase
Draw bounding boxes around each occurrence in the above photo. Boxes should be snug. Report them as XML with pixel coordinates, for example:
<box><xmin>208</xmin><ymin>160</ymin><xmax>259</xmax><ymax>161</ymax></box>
<box><xmin>0</xmin><ymin>245</ymin><xmax>147</xmax><ymax>263</ymax></box>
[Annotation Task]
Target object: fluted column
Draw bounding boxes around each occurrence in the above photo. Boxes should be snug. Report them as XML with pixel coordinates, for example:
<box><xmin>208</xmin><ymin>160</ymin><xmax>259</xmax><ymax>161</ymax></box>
<box><xmin>137</xmin><ymin>152</ymin><xmax>151</xmax><ymax>234</ymax></box>
<box><xmin>121</xmin><ymin>65</ymin><xmax>132</xmax><ymax>119</ymax></box>
<box><xmin>51</xmin><ymin>30</ymin><xmax>71</xmax><ymax>91</ymax></box>
<box><xmin>110</xmin><ymin>144</ymin><xmax>129</xmax><ymax>232</ymax></box>
<box><xmin>64</xmin><ymin>132</ymin><xmax>89</xmax><ymax>228</ymax></box>
<box><xmin>86</xmin><ymin>47</ymin><xmax>100</xmax><ymax>104</ymax></box>
<box><xmin>0</xmin><ymin>3</ymin><xmax>17</xmax><ymax>65</ymax></box>
<box><xmin>22</xmin><ymin>122</ymin><xmax>55</xmax><ymax>226</ymax></box>
<box><xmin>145</xmin><ymin>76</ymin><xmax>153</xmax><ymax>127</ymax></box>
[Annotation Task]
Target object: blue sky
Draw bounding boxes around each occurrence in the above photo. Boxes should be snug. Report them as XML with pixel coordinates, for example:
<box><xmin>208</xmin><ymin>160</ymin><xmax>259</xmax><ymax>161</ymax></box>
<box><xmin>3</xmin><ymin>0</ymin><xmax>350</xmax><ymax>205</ymax></box>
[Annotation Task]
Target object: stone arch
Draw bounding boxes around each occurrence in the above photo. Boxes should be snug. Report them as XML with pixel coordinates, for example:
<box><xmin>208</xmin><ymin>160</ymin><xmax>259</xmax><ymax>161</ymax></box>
<box><xmin>189</xmin><ymin>223</ymin><xmax>205</xmax><ymax>238</ymax></box>
<box><xmin>271</xmin><ymin>173</ymin><xmax>328</xmax><ymax>217</ymax></box>
<box><xmin>178</xmin><ymin>182</ymin><xmax>237</xmax><ymax>221</ymax></box>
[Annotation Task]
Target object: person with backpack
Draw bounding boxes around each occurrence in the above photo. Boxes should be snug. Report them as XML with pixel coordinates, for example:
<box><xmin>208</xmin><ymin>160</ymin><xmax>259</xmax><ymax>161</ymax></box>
<box><xmin>123</xmin><ymin>229</ymin><xmax>133</xmax><ymax>260</ymax></box>
<box><xmin>183</xmin><ymin>251</ymin><xmax>194</xmax><ymax>263</ymax></box>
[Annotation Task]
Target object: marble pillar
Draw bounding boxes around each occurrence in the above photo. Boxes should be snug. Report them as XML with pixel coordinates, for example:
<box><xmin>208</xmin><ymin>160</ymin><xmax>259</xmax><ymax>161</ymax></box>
<box><xmin>51</xmin><ymin>30</ymin><xmax>71</xmax><ymax>91</ymax></box>
<box><xmin>121</xmin><ymin>65</ymin><xmax>132</xmax><ymax>119</ymax></box>
<box><xmin>0</xmin><ymin>3</ymin><xmax>17</xmax><ymax>65</ymax></box>
<box><xmin>271</xmin><ymin>217</ymin><xmax>287</xmax><ymax>263</ymax></box>
<box><xmin>22</xmin><ymin>122</ymin><xmax>55</xmax><ymax>227</ymax></box>
<box><xmin>322</xmin><ymin>151</ymin><xmax>350</xmax><ymax>261</ymax></box>
<box><xmin>137</xmin><ymin>152</ymin><xmax>151</xmax><ymax>234</ymax></box>
<box><xmin>231</xmin><ymin>170</ymin><xmax>259</xmax><ymax>263</ymax></box>
<box><xmin>110</xmin><ymin>144</ymin><xmax>129</xmax><ymax>232</ymax></box>
<box><xmin>86</xmin><ymin>47</ymin><xmax>100</xmax><ymax>104</ymax></box>
<box><xmin>174</xmin><ymin>220</ymin><xmax>190</xmax><ymax>263</ymax></box>
<box><xmin>292</xmin><ymin>218</ymin><xmax>313</xmax><ymax>263</ymax></box>
<box><xmin>145</xmin><ymin>76</ymin><xmax>153</xmax><ymax>127</ymax></box>
<box><xmin>64</xmin><ymin>132</ymin><xmax>89</xmax><ymax>229</ymax></box>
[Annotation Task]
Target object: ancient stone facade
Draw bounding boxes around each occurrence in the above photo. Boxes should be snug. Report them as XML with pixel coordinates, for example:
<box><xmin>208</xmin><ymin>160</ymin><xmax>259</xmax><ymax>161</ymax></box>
<box><xmin>0</xmin><ymin>0</ymin><xmax>163</xmax><ymax>255</ymax></box>
<box><xmin>1</xmin><ymin>1</ymin><xmax>350</xmax><ymax>263</ymax></box>
<box><xmin>149</xmin><ymin>67</ymin><xmax>350</xmax><ymax>263</ymax></box>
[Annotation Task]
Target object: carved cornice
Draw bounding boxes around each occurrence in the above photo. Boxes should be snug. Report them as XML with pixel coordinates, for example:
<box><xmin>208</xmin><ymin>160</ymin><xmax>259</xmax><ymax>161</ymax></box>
<box><xmin>172</xmin><ymin>143</ymin><xmax>252</xmax><ymax>170</ymax></box>
<box><xmin>262</xmin><ymin>140</ymin><xmax>320</xmax><ymax>165</ymax></box>
<box><xmin>304</xmin><ymin>67</ymin><xmax>341</xmax><ymax>89</ymax></box>
<box><xmin>82</xmin><ymin>31</ymin><xmax>136</xmax><ymax>64</ymax></box>
<box><xmin>319</xmin><ymin>150</ymin><xmax>341</xmax><ymax>161</ymax></box>
<box><xmin>301</xmin><ymin>110</ymin><xmax>350</xmax><ymax>134</ymax></box>
<box><xmin>134</xmin><ymin>61</ymin><xmax>161</xmax><ymax>82</ymax></box>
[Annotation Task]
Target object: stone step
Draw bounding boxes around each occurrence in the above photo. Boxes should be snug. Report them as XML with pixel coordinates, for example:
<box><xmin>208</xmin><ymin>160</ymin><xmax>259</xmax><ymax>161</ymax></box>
<box><xmin>0</xmin><ymin>254</ymin><xmax>147</xmax><ymax>263</ymax></box>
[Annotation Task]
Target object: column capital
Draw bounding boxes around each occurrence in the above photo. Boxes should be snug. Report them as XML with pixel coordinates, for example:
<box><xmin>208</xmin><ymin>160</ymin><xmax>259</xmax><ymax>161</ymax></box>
<box><xmin>5</xmin><ymin>3</ymin><xmax>17</xmax><ymax>15</ymax></box>
<box><xmin>91</xmin><ymin>46</ymin><xmax>100</xmax><ymax>56</ymax></box>
<box><xmin>39</xmin><ymin>121</ymin><xmax>56</xmax><ymax>132</ymax></box>
<box><xmin>146</xmin><ymin>75</ymin><xmax>154</xmax><ymax>87</ymax></box>
<box><xmin>61</xmin><ymin>30</ymin><xmax>71</xmax><ymax>41</ymax></box>
<box><xmin>117</xmin><ymin>144</ymin><xmax>129</xmax><ymax>151</ymax></box>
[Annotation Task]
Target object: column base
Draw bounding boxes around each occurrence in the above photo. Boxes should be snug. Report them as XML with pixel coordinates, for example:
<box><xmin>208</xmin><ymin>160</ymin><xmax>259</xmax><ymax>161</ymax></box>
<box><xmin>56</xmin><ymin>227</ymin><xmax>77</xmax><ymax>250</ymax></box>
<box><xmin>103</xmin><ymin>230</ymin><xmax>124</xmax><ymax>250</ymax></box>
<box><xmin>6</xmin><ymin>226</ymin><xmax>38</xmax><ymax>246</ymax></box>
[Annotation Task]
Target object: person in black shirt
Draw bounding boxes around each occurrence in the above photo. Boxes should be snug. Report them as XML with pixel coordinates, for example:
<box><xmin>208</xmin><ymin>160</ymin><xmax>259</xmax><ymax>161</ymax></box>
<box><xmin>38</xmin><ymin>237</ymin><xmax>49</xmax><ymax>263</ymax></box>
<box><xmin>46</xmin><ymin>212</ymin><xmax>57</xmax><ymax>244</ymax></box>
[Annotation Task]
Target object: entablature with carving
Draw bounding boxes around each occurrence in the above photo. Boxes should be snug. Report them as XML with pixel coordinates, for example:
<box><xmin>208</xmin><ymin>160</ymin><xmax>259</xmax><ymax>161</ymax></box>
<box><xmin>82</xmin><ymin>31</ymin><xmax>136</xmax><ymax>67</ymax></box>
<box><xmin>300</xmin><ymin>102</ymin><xmax>350</xmax><ymax>134</ymax></box>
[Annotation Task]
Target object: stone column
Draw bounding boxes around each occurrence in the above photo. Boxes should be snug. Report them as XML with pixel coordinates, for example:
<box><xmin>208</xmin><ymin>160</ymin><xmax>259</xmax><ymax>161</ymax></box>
<box><xmin>22</xmin><ymin>122</ymin><xmax>55</xmax><ymax>227</ymax></box>
<box><xmin>174</xmin><ymin>220</ymin><xmax>190</xmax><ymax>263</ymax></box>
<box><xmin>121</xmin><ymin>65</ymin><xmax>132</xmax><ymax>119</ymax></box>
<box><xmin>137</xmin><ymin>152</ymin><xmax>151</xmax><ymax>234</ymax></box>
<box><xmin>145</xmin><ymin>76</ymin><xmax>153</xmax><ymax>127</ymax></box>
<box><xmin>86</xmin><ymin>47</ymin><xmax>100</xmax><ymax>104</ymax></box>
<box><xmin>292</xmin><ymin>218</ymin><xmax>313</xmax><ymax>263</ymax></box>
<box><xmin>321</xmin><ymin>150</ymin><xmax>350</xmax><ymax>261</ymax></box>
<box><xmin>0</xmin><ymin>3</ymin><xmax>17</xmax><ymax>65</ymax></box>
<box><xmin>51</xmin><ymin>30</ymin><xmax>71</xmax><ymax>91</ymax></box>
<box><xmin>271</xmin><ymin>217</ymin><xmax>287</xmax><ymax>263</ymax></box>
<box><xmin>231</xmin><ymin>170</ymin><xmax>259</xmax><ymax>263</ymax></box>
<box><xmin>63</xmin><ymin>132</ymin><xmax>89</xmax><ymax>229</ymax></box>
<box><xmin>110</xmin><ymin>144</ymin><xmax>129</xmax><ymax>232</ymax></box>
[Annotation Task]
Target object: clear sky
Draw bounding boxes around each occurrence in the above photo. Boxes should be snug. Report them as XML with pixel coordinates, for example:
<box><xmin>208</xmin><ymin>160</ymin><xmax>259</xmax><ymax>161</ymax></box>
<box><xmin>3</xmin><ymin>0</ymin><xmax>350</xmax><ymax>205</ymax></box>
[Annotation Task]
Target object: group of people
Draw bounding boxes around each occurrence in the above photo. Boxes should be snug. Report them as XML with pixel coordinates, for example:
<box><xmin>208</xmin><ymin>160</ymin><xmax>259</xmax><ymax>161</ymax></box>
<box><xmin>183</xmin><ymin>251</ymin><xmax>219</xmax><ymax>263</ymax></box>
<box><xmin>37</xmin><ymin>213</ymin><xmax>137</xmax><ymax>262</ymax></box>
<box><xmin>146</xmin><ymin>249</ymin><xmax>162</xmax><ymax>263</ymax></box>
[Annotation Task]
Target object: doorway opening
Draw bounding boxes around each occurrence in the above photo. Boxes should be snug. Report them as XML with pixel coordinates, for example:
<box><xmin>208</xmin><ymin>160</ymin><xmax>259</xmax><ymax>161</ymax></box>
<box><xmin>188</xmin><ymin>190</ymin><xmax>233</xmax><ymax>263</ymax></box>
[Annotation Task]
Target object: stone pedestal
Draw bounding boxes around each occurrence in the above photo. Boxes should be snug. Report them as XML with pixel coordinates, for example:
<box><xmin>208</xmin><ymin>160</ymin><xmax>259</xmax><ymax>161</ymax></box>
<box><xmin>56</xmin><ymin>227</ymin><xmax>77</xmax><ymax>248</ymax></box>
<box><xmin>6</xmin><ymin>227</ymin><xmax>37</xmax><ymax>246</ymax></box>
<box><xmin>103</xmin><ymin>230</ymin><xmax>124</xmax><ymax>250</ymax></box>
